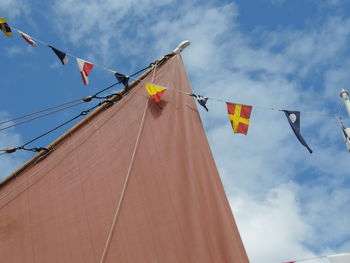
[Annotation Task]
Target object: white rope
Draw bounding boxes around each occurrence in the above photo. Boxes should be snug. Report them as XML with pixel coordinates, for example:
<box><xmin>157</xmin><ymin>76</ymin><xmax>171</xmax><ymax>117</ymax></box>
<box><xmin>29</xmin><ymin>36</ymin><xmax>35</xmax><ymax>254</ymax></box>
<box><xmin>98</xmin><ymin>62</ymin><xmax>158</xmax><ymax>263</ymax></box>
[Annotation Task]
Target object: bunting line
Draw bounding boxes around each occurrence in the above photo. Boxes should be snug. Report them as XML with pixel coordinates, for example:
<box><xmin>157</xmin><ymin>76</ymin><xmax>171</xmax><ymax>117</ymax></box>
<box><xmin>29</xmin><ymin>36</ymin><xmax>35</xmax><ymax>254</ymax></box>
<box><xmin>1</xmin><ymin>18</ymin><xmax>347</xmax><ymax>155</ymax></box>
<box><xmin>127</xmin><ymin>74</ymin><xmax>338</xmax><ymax>118</ymax></box>
<box><xmin>3</xmin><ymin>19</ymin><xmax>340</xmax><ymax>117</ymax></box>
<box><xmin>8</xmin><ymin>23</ymin><xmax>117</xmax><ymax>76</ymax></box>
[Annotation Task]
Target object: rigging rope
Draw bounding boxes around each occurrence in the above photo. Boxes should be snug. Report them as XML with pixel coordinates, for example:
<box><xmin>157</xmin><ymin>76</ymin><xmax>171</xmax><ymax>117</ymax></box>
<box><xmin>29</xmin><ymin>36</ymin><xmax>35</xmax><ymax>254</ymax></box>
<box><xmin>0</xmin><ymin>62</ymin><xmax>153</xmax><ymax>155</ymax></box>
<box><xmin>0</xmin><ymin>98</ymin><xmax>82</xmax><ymax>125</ymax></box>
<box><xmin>0</xmin><ymin>101</ymin><xmax>85</xmax><ymax>132</ymax></box>
<box><xmin>98</xmin><ymin>61</ymin><xmax>158</xmax><ymax>263</ymax></box>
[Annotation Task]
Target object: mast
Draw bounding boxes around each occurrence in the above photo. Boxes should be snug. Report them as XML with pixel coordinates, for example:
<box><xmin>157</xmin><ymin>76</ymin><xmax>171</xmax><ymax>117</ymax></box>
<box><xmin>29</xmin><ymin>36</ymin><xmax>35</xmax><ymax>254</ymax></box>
<box><xmin>339</xmin><ymin>89</ymin><xmax>350</xmax><ymax>152</ymax></box>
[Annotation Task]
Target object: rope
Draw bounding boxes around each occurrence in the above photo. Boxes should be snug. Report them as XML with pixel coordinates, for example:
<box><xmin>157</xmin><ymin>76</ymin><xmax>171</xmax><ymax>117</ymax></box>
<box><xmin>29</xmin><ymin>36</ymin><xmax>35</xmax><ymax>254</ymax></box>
<box><xmin>0</xmin><ymin>91</ymin><xmax>135</xmax><ymax>202</ymax></box>
<box><xmin>98</xmin><ymin>62</ymin><xmax>158</xmax><ymax>263</ymax></box>
<box><xmin>11</xmin><ymin>25</ymin><xmax>116</xmax><ymax>74</ymax></box>
<box><xmin>127</xmin><ymin>74</ymin><xmax>337</xmax><ymax>118</ymax></box>
<box><xmin>0</xmin><ymin>101</ymin><xmax>85</xmax><ymax>132</ymax></box>
<box><xmin>10</xmin><ymin>24</ymin><xmax>153</xmax><ymax>88</ymax></box>
<box><xmin>0</xmin><ymin>60</ymin><xmax>155</xmax><ymax>155</ymax></box>
<box><xmin>92</xmin><ymin>64</ymin><xmax>151</xmax><ymax>97</ymax></box>
<box><xmin>0</xmin><ymin>98</ymin><xmax>82</xmax><ymax>125</ymax></box>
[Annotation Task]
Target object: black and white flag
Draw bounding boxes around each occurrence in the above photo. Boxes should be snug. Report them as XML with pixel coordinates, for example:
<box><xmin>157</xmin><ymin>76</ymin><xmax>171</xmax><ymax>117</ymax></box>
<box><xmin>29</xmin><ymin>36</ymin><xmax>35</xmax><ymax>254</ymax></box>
<box><xmin>190</xmin><ymin>94</ymin><xmax>209</xmax><ymax>112</ymax></box>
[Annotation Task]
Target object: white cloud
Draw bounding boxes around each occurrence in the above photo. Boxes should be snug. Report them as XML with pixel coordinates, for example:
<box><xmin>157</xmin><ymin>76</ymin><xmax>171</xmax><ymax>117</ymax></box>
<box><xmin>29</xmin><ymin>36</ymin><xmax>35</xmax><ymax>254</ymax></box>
<box><xmin>230</xmin><ymin>183</ymin><xmax>315</xmax><ymax>263</ymax></box>
<box><xmin>0</xmin><ymin>0</ymin><xmax>30</xmax><ymax>18</ymax></box>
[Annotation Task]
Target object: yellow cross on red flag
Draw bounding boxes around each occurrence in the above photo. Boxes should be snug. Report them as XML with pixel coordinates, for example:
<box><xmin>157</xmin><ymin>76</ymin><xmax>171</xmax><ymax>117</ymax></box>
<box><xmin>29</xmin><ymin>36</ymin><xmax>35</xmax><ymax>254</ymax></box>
<box><xmin>227</xmin><ymin>102</ymin><xmax>252</xmax><ymax>135</ymax></box>
<box><xmin>145</xmin><ymin>83</ymin><xmax>166</xmax><ymax>103</ymax></box>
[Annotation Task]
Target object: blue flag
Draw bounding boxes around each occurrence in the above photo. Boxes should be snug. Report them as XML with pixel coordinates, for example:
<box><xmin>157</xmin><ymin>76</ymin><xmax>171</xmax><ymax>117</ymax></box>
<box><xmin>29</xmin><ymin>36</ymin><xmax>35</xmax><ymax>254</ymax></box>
<box><xmin>283</xmin><ymin>110</ymin><xmax>312</xmax><ymax>154</ymax></box>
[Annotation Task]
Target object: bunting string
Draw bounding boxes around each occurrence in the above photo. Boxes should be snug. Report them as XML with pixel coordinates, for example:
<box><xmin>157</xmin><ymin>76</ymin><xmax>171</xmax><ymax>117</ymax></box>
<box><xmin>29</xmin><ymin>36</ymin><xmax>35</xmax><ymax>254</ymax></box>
<box><xmin>128</xmin><ymin>73</ymin><xmax>339</xmax><ymax>117</ymax></box>
<box><xmin>9</xmin><ymin>24</ymin><xmax>117</xmax><ymax>74</ymax></box>
<box><xmin>0</xmin><ymin>76</ymin><xmax>345</xmax><ymax>155</ymax></box>
<box><xmin>1</xmin><ymin>18</ymin><xmax>349</xmax><ymax>155</ymax></box>
<box><xmin>2</xmin><ymin>18</ymin><xmax>340</xmax><ymax>118</ymax></box>
<box><xmin>2</xmin><ymin>20</ymin><xmax>137</xmax><ymax>86</ymax></box>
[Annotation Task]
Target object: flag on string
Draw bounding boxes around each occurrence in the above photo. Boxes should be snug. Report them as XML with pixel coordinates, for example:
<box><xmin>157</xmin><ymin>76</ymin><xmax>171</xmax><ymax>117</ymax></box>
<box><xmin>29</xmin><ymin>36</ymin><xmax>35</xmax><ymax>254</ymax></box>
<box><xmin>327</xmin><ymin>253</ymin><xmax>350</xmax><ymax>263</ymax></box>
<box><xmin>17</xmin><ymin>30</ymin><xmax>37</xmax><ymax>47</ymax></box>
<box><xmin>0</xmin><ymin>18</ymin><xmax>12</xmax><ymax>37</ymax></box>
<box><xmin>227</xmin><ymin>102</ymin><xmax>252</xmax><ymax>135</ymax></box>
<box><xmin>145</xmin><ymin>84</ymin><xmax>166</xmax><ymax>103</ymax></box>
<box><xmin>48</xmin><ymin>45</ymin><xmax>69</xmax><ymax>65</ymax></box>
<box><xmin>283</xmin><ymin>110</ymin><xmax>312</xmax><ymax>154</ymax></box>
<box><xmin>76</xmin><ymin>58</ymin><xmax>94</xmax><ymax>85</ymax></box>
<box><xmin>190</xmin><ymin>93</ymin><xmax>209</xmax><ymax>111</ymax></box>
<box><xmin>114</xmin><ymin>72</ymin><xmax>129</xmax><ymax>89</ymax></box>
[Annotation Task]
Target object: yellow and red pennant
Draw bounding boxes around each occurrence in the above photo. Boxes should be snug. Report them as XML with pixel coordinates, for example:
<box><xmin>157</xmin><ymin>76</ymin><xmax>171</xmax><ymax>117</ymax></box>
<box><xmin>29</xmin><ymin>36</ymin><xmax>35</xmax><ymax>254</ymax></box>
<box><xmin>0</xmin><ymin>18</ymin><xmax>13</xmax><ymax>37</ymax></box>
<box><xmin>227</xmin><ymin>102</ymin><xmax>252</xmax><ymax>135</ymax></box>
<box><xmin>145</xmin><ymin>83</ymin><xmax>166</xmax><ymax>103</ymax></box>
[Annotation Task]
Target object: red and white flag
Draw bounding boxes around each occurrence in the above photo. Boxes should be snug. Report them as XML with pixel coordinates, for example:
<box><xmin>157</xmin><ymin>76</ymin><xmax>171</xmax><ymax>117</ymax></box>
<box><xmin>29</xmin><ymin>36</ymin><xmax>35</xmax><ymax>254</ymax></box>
<box><xmin>76</xmin><ymin>58</ymin><xmax>94</xmax><ymax>85</ymax></box>
<box><xmin>17</xmin><ymin>30</ymin><xmax>37</xmax><ymax>47</ymax></box>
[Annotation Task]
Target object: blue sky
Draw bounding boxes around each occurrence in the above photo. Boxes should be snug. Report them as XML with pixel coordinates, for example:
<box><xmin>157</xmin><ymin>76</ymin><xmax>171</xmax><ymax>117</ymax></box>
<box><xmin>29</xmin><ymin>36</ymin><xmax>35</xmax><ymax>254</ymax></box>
<box><xmin>1</xmin><ymin>0</ymin><xmax>350</xmax><ymax>262</ymax></box>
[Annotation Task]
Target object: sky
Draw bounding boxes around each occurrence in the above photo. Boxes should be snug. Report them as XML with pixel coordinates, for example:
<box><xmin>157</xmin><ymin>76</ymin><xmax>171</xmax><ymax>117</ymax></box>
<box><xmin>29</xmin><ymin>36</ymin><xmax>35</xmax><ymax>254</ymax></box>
<box><xmin>1</xmin><ymin>0</ymin><xmax>350</xmax><ymax>262</ymax></box>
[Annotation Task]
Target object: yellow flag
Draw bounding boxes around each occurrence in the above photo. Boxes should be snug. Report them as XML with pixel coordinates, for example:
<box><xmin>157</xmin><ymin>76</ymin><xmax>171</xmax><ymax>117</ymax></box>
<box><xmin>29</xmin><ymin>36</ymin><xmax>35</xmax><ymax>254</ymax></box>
<box><xmin>145</xmin><ymin>84</ymin><xmax>166</xmax><ymax>102</ymax></box>
<box><xmin>0</xmin><ymin>18</ymin><xmax>13</xmax><ymax>37</ymax></box>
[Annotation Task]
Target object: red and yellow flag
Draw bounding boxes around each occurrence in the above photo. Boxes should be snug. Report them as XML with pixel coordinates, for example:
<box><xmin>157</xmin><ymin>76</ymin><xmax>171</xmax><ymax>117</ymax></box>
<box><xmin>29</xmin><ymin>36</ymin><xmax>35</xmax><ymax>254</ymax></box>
<box><xmin>227</xmin><ymin>102</ymin><xmax>252</xmax><ymax>135</ymax></box>
<box><xmin>145</xmin><ymin>83</ymin><xmax>166</xmax><ymax>102</ymax></box>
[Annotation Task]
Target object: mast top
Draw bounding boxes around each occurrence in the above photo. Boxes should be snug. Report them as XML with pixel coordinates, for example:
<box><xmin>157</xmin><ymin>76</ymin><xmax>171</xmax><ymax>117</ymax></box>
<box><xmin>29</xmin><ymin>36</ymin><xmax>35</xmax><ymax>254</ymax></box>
<box><xmin>173</xmin><ymin>40</ymin><xmax>191</xmax><ymax>54</ymax></box>
<box><xmin>340</xmin><ymin>89</ymin><xmax>349</xmax><ymax>98</ymax></box>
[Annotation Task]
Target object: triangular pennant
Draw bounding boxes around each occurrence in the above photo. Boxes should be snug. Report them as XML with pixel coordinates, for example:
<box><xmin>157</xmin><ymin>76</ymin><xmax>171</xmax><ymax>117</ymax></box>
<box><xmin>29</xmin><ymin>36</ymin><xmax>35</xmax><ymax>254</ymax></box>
<box><xmin>48</xmin><ymin>45</ymin><xmax>69</xmax><ymax>65</ymax></box>
<box><xmin>227</xmin><ymin>102</ymin><xmax>252</xmax><ymax>135</ymax></box>
<box><xmin>145</xmin><ymin>83</ymin><xmax>166</xmax><ymax>103</ymax></box>
<box><xmin>283</xmin><ymin>110</ymin><xmax>312</xmax><ymax>153</ymax></box>
<box><xmin>17</xmin><ymin>30</ymin><xmax>37</xmax><ymax>47</ymax></box>
<box><xmin>114</xmin><ymin>72</ymin><xmax>129</xmax><ymax>89</ymax></box>
<box><xmin>0</xmin><ymin>18</ymin><xmax>13</xmax><ymax>37</ymax></box>
<box><xmin>190</xmin><ymin>93</ymin><xmax>209</xmax><ymax>111</ymax></box>
<box><xmin>76</xmin><ymin>58</ymin><xmax>94</xmax><ymax>85</ymax></box>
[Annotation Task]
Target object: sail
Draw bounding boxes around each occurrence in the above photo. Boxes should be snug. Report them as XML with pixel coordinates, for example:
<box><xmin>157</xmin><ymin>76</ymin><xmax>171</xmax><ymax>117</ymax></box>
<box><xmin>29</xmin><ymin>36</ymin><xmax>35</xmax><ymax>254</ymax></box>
<box><xmin>0</xmin><ymin>54</ymin><xmax>249</xmax><ymax>262</ymax></box>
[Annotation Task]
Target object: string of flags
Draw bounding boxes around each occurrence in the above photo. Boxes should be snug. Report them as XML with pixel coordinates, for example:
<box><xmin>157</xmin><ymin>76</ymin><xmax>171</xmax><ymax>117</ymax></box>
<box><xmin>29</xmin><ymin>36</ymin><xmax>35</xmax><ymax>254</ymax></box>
<box><xmin>0</xmin><ymin>18</ymin><xmax>343</xmax><ymax>154</ymax></box>
<box><xmin>144</xmin><ymin>83</ymin><xmax>324</xmax><ymax>154</ymax></box>
<box><xmin>0</xmin><ymin>17</ymin><xmax>128</xmax><ymax>87</ymax></box>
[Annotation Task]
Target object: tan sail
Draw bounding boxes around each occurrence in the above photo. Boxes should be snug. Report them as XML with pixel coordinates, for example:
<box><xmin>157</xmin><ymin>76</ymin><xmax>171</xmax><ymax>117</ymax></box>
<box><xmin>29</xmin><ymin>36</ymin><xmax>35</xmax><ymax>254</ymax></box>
<box><xmin>0</xmin><ymin>52</ymin><xmax>249</xmax><ymax>262</ymax></box>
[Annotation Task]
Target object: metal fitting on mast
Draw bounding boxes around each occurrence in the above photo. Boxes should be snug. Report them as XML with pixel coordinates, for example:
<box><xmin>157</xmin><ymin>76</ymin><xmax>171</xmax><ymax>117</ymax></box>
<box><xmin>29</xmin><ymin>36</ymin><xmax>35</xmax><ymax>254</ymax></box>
<box><xmin>173</xmin><ymin>40</ymin><xmax>191</xmax><ymax>54</ymax></box>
